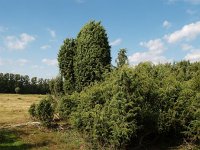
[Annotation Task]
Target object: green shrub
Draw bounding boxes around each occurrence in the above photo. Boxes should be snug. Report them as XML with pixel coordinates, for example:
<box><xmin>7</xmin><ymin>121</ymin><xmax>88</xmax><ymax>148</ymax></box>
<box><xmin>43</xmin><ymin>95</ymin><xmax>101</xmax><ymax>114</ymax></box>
<box><xmin>59</xmin><ymin>61</ymin><xmax>200</xmax><ymax>148</ymax></box>
<box><xmin>28</xmin><ymin>103</ymin><xmax>37</xmax><ymax>118</ymax></box>
<box><xmin>70</xmin><ymin>67</ymin><xmax>139</xmax><ymax>148</ymax></box>
<box><xmin>58</xmin><ymin>94</ymin><xmax>78</xmax><ymax>119</ymax></box>
<box><xmin>183</xmin><ymin>93</ymin><xmax>200</xmax><ymax>141</ymax></box>
<box><xmin>36</xmin><ymin>98</ymin><xmax>54</xmax><ymax>126</ymax></box>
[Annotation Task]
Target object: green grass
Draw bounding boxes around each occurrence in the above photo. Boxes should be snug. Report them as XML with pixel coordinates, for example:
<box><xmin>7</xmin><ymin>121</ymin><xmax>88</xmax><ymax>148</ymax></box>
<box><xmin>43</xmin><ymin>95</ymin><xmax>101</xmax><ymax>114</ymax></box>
<box><xmin>0</xmin><ymin>126</ymin><xmax>90</xmax><ymax>150</ymax></box>
<box><xmin>0</xmin><ymin>129</ymin><xmax>30</xmax><ymax>150</ymax></box>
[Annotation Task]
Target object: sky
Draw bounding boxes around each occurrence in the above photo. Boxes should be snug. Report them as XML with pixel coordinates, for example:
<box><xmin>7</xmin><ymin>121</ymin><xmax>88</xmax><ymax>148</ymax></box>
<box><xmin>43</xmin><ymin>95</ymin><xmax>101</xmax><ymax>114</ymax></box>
<box><xmin>0</xmin><ymin>0</ymin><xmax>200</xmax><ymax>78</ymax></box>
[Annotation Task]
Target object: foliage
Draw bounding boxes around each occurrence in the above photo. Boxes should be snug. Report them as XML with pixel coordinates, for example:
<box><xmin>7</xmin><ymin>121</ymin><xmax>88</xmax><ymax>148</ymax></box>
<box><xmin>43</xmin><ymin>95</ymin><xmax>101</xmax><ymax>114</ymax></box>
<box><xmin>49</xmin><ymin>75</ymin><xmax>63</xmax><ymax>97</ymax></box>
<box><xmin>74</xmin><ymin>21</ymin><xmax>111</xmax><ymax>91</ymax></box>
<box><xmin>67</xmin><ymin>61</ymin><xmax>200</xmax><ymax>148</ymax></box>
<box><xmin>29</xmin><ymin>97</ymin><xmax>54</xmax><ymax>126</ymax></box>
<box><xmin>115</xmin><ymin>48</ymin><xmax>128</xmax><ymax>67</ymax></box>
<box><xmin>28</xmin><ymin>103</ymin><xmax>37</xmax><ymax>118</ymax></box>
<box><xmin>57</xmin><ymin>21</ymin><xmax>111</xmax><ymax>93</ymax></box>
<box><xmin>58</xmin><ymin>38</ymin><xmax>76</xmax><ymax>94</ymax></box>
<box><xmin>70</xmin><ymin>67</ymin><xmax>140</xmax><ymax>148</ymax></box>
<box><xmin>58</xmin><ymin>93</ymin><xmax>79</xmax><ymax>119</ymax></box>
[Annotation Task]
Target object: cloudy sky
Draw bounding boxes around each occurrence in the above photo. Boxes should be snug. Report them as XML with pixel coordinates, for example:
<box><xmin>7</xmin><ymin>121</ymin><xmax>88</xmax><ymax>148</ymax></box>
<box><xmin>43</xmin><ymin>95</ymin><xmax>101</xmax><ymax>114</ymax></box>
<box><xmin>0</xmin><ymin>0</ymin><xmax>200</xmax><ymax>78</ymax></box>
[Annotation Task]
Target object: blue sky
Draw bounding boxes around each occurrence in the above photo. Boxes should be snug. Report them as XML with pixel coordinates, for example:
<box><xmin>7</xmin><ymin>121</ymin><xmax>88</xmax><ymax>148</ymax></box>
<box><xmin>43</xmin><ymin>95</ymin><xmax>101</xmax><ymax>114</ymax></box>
<box><xmin>0</xmin><ymin>0</ymin><xmax>200</xmax><ymax>78</ymax></box>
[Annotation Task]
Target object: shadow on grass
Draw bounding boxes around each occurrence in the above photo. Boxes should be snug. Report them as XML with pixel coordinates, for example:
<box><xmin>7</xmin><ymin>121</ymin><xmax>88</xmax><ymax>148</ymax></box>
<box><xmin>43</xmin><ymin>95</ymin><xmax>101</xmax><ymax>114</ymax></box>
<box><xmin>0</xmin><ymin>128</ymin><xmax>50</xmax><ymax>150</ymax></box>
<box><xmin>127</xmin><ymin>132</ymin><xmax>185</xmax><ymax>150</ymax></box>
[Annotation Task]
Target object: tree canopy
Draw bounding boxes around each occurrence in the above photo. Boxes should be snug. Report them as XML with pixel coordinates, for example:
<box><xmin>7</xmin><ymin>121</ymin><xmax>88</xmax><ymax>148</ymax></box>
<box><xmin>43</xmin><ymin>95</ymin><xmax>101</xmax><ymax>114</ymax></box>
<box><xmin>115</xmin><ymin>48</ymin><xmax>128</xmax><ymax>67</ymax></box>
<box><xmin>58</xmin><ymin>21</ymin><xmax>111</xmax><ymax>93</ymax></box>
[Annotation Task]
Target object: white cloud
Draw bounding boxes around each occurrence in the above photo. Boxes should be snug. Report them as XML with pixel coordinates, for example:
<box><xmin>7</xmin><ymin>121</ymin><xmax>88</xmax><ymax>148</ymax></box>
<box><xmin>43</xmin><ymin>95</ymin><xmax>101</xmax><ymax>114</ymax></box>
<box><xmin>163</xmin><ymin>20</ymin><xmax>171</xmax><ymax>29</ymax></box>
<box><xmin>164</xmin><ymin>21</ymin><xmax>200</xmax><ymax>43</ymax></box>
<box><xmin>129</xmin><ymin>39</ymin><xmax>171</xmax><ymax>65</ymax></box>
<box><xmin>184</xmin><ymin>50</ymin><xmax>200</xmax><ymax>62</ymax></box>
<box><xmin>5</xmin><ymin>33</ymin><xmax>35</xmax><ymax>50</ymax></box>
<box><xmin>128</xmin><ymin>51</ymin><xmax>171</xmax><ymax>65</ymax></box>
<box><xmin>140</xmin><ymin>39</ymin><xmax>165</xmax><ymax>54</ymax></box>
<box><xmin>42</xmin><ymin>58</ymin><xmax>57</xmax><ymax>66</ymax></box>
<box><xmin>16</xmin><ymin>59</ymin><xmax>28</xmax><ymax>66</ymax></box>
<box><xmin>40</xmin><ymin>45</ymin><xmax>51</xmax><ymax>50</ymax></box>
<box><xmin>129</xmin><ymin>21</ymin><xmax>200</xmax><ymax>65</ymax></box>
<box><xmin>47</xmin><ymin>29</ymin><xmax>56</xmax><ymax>38</ymax></box>
<box><xmin>110</xmin><ymin>38</ymin><xmax>122</xmax><ymax>46</ymax></box>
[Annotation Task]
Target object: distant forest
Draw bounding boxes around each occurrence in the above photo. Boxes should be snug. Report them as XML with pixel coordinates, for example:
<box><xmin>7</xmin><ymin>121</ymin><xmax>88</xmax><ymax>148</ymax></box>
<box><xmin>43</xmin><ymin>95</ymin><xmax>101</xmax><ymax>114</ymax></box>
<box><xmin>0</xmin><ymin>73</ymin><xmax>50</xmax><ymax>94</ymax></box>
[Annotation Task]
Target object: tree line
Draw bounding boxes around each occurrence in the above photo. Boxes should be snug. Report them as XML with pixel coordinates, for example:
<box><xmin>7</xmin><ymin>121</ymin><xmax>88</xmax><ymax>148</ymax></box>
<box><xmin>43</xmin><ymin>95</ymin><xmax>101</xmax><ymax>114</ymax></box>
<box><xmin>0</xmin><ymin>73</ymin><xmax>50</xmax><ymax>94</ymax></box>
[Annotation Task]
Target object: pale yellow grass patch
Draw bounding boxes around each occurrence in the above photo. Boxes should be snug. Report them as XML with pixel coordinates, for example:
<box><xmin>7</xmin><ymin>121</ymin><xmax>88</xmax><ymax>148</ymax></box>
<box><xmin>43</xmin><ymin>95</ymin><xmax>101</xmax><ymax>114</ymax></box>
<box><xmin>0</xmin><ymin>94</ymin><xmax>45</xmax><ymax>125</ymax></box>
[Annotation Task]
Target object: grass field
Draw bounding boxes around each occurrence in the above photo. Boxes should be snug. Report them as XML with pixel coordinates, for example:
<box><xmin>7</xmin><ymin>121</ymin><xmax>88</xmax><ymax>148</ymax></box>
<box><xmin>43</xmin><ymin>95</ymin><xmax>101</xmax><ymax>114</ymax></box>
<box><xmin>0</xmin><ymin>94</ymin><xmax>44</xmax><ymax>126</ymax></box>
<box><xmin>0</xmin><ymin>94</ymin><xmax>90</xmax><ymax>150</ymax></box>
<box><xmin>0</xmin><ymin>94</ymin><xmax>199</xmax><ymax>150</ymax></box>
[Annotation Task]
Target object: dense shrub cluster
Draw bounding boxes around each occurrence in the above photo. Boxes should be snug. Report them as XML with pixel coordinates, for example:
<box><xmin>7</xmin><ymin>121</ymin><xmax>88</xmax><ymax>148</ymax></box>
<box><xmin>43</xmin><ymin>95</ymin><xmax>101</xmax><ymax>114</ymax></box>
<box><xmin>29</xmin><ymin>97</ymin><xmax>54</xmax><ymax>127</ymax></box>
<box><xmin>57</xmin><ymin>61</ymin><xmax>200</xmax><ymax>148</ymax></box>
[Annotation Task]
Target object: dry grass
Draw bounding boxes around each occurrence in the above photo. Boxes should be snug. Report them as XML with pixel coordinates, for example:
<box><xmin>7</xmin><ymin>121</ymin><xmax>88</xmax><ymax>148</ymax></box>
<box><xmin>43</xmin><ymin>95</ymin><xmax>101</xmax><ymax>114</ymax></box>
<box><xmin>0</xmin><ymin>94</ymin><xmax>90</xmax><ymax>150</ymax></box>
<box><xmin>0</xmin><ymin>94</ymin><xmax>44</xmax><ymax>125</ymax></box>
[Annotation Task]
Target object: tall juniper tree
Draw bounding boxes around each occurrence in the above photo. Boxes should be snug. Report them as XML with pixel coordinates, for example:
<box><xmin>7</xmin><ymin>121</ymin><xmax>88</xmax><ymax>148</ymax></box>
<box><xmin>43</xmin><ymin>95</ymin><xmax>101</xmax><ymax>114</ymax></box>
<box><xmin>74</xmin><ymin>21</ymin><xmax>111</xmax><ymax>91</ymax></box>
<box><xmin>58</xmin><ymin>38</ymin><xmax>76</xmax><ymax>94</ymax></box>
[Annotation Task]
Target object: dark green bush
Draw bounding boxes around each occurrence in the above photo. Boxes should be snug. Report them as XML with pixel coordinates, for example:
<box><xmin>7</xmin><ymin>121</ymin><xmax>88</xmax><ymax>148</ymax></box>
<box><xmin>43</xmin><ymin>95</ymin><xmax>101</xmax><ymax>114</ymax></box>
<box><xmin>58</xmin><ymin>93</ymin><xmax>79</xmax><ymax>119</ymax></box>
<box><xmin>69</xmin><ymin>62</ymin><xmax>200</xmax><ymax>148</ymax></box>
<box><xmin>28</xmin><ymin>103</ymin><xmax>37</xmax><ymax>118</ymax></box>
<box><xmin>36</xmin><ymin>98</ymin><xmax>54</xmax><ymax>126</ymax></box>
<box><xmin>70</xmin><ymin>67</ymin><xmax>139</xmax><ymax>148</ymax></box>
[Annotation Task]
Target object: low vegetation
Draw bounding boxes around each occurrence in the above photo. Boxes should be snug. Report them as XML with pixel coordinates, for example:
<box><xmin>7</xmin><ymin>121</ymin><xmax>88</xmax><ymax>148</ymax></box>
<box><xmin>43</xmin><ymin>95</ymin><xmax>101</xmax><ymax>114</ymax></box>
<box><xmin>54</xmin><ymin>62</ymin><xmax>199</xmax><ymax>149</ymax></box>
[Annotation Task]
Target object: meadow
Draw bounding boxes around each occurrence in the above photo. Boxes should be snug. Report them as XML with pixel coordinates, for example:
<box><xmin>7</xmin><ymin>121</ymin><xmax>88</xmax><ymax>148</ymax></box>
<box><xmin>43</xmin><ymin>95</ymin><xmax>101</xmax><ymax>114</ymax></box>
<box><xmin>0</xmin><ymin>94</ymin><xmax>90</xmax><ymax>150</ymax></box>
<box><xmin>0</xmin><ymin>94</ymin><xmax>43</xmax><ymax>126</ymax></box>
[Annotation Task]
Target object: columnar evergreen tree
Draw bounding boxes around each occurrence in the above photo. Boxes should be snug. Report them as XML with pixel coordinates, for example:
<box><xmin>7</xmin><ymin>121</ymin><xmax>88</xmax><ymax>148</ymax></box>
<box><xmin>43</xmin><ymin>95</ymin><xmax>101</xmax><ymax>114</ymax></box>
<box><xmin>57</xmin><ymin>21</ymin><xmax>111</xmax><ymax>92</ymax></box>
<box><xmin>58</xmin><ymin>38</ymin><xmax>76</xmax><ymax>94</ymax></box>
<box><xmin>115</xmin><ymin>48</ymin><xmax>128</xmax><ymax>68</ymax></box>
<box><xmin>74</xmin><ymin>21</ymin><xmax>111</xmax><ymax>91</ymax></box>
